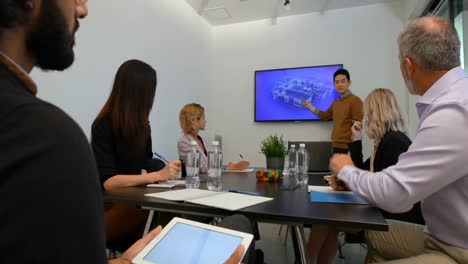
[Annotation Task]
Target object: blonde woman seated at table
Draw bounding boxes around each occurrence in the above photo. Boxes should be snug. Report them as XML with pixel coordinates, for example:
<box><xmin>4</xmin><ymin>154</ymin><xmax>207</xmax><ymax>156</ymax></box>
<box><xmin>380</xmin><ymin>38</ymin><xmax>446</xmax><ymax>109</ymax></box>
<box><xmin>177</xmin><ymin>103</ymin><xmax>249</xmax><ymax>172</ymax></box>
<box><xmin>307</xmin><ymin>88</ymin><xmax>423</xmax><ymax>264</ymax></box>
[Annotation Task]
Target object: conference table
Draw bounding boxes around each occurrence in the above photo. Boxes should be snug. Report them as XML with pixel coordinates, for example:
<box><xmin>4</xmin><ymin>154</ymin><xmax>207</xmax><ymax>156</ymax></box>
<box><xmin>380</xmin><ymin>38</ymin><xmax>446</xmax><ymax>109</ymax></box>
<box><xmin>103</xmin><ymin>171</ymin><xmax>388</xmax><ymax>264</ymax></box>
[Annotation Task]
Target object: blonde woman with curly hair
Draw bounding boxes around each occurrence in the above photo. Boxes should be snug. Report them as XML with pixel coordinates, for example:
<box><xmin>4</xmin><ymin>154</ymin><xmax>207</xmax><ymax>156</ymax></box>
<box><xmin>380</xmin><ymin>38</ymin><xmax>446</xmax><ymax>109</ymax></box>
<box><xmin>177</xmin><ymin>103</ymin><xmax>249</xmax><ymax>172</ymax></box>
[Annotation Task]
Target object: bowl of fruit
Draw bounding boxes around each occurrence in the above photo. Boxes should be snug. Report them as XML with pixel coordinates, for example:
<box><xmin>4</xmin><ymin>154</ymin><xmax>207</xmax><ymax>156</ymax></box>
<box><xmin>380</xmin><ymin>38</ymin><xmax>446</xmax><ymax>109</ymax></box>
<box><xmin>256</xmin><ymin>169</ymin><xmax>281</xmax><ymax>182</ymax></box>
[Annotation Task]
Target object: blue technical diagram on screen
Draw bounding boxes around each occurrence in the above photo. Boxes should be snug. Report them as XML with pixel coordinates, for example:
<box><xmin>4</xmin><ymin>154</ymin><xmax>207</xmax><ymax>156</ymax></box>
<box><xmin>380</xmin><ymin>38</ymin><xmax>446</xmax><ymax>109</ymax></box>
<box><xmin>255</xmin><ymin>64</ymin><xmax>342</xmax><ymax>122</ymax></box>
<box><xmin>143</xmin><ymin>223</ymin><xmax>243</xmax><ymax>264</ymax></box>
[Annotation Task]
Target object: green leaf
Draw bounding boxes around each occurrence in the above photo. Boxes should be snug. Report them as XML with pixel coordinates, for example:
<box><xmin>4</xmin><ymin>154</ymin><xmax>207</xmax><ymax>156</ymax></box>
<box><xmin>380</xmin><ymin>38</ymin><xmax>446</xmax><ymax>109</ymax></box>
<box><xmin>260</xmin><ymin>134</ymin><xmax>287</xmax><ymax>158</ymax></box>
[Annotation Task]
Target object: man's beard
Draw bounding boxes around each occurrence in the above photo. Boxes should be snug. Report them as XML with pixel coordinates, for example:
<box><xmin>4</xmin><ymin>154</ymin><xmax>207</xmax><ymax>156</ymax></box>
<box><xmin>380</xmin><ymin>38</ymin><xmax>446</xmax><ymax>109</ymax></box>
<box><xmin>26</xmin><ymin>1</ymin><xmax>79</xmax><ymax>71</ymax></box>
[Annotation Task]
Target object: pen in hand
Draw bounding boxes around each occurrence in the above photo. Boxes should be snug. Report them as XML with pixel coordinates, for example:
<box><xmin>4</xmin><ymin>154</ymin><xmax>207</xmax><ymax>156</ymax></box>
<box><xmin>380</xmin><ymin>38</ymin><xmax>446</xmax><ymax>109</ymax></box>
<box><xmin>154</xmin><ymin>152</ymin><xmax>169</xmax><ymax>163</ymax></box>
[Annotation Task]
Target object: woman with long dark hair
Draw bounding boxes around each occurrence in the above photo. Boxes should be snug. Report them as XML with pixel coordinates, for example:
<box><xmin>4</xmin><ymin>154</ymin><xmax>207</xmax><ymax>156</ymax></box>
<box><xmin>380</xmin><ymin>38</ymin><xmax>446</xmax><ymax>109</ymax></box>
<box><xmin>91</xmin><ymin>59</ymin><xmax>180</xmax><ymax>251</ymax></box>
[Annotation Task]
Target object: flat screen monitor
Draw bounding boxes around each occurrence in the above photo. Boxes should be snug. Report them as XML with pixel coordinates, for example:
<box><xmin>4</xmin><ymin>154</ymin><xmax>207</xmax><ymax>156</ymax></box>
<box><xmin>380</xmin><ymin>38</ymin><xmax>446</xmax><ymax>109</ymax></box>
<box><xmin>255</xmin><ymin>64</ymin><xmax>343</xmax><ymax>122</ymax></box>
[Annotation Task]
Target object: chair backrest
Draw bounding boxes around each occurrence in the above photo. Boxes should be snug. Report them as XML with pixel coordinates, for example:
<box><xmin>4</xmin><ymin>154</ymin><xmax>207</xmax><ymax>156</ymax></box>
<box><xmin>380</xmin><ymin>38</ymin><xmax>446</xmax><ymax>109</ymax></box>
<box><xmin>287</xmin><ymin>141</ymin><xmax>332</xmax><ymax>172</ymax></box>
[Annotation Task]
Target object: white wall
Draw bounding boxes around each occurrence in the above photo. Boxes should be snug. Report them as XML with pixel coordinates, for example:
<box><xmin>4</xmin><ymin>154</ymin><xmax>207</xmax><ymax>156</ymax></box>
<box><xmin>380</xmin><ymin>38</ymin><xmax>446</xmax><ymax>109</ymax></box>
<box><xmin>208</xmin><ymin>2</ymin><xmax>409</xmax><ymax>167</ymax></box>
<box><xmin>400</xmin><ymin>0</ymin><xmax>432</xmax><ymax>20</ymax></box>
<box><xmin>31</xmin><ymin>0</ymin><xmax>213</xmax><ymax>160</ymax></box>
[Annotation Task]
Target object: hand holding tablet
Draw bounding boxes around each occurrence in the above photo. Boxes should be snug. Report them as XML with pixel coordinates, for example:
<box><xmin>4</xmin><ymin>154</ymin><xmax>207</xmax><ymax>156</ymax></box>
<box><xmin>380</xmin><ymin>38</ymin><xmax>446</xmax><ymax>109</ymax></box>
<box><xmin>132</xmin><ymin>217</ymin><xmax>253</xmax><ymax>264</ymax></box>
<box><xmin>115</xmin><ymin>226</ymin><xmax>163</xmax><ymax>264</ymax></box>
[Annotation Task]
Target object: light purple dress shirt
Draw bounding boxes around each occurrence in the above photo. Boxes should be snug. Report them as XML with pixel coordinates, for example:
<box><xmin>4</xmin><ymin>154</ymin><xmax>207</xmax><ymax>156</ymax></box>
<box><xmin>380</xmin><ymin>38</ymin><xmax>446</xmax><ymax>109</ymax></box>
<box><xmin>338</xmin><ymin>67</ymin><xmax>468</xmax><ymax>249</ymax></box>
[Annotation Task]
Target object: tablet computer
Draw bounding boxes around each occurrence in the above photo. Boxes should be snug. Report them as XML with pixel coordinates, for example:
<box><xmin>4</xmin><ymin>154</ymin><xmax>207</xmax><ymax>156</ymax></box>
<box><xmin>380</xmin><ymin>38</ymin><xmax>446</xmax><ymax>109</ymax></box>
<box><xmin>132</xmin><ymin>217</ymin><xmax>253</xmax><ymax>264</ymax></box>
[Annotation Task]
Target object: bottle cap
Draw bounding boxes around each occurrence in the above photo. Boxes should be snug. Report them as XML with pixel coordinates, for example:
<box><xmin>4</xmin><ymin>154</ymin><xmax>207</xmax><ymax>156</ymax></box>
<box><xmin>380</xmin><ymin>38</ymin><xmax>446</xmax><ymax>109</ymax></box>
<box><xmin>212</xmin><ymin>141</ymin><xmax>219</xmax><ymax>146</ymax></box>
<box><xmin>300</xmin><ymin>143</ymin><xmax>305</xmax><ymax>147</ymax></box>
<box><xmin>190</xmin><ymin>140</ymin><xmax>197</xmax><ymax>145</ymax></box>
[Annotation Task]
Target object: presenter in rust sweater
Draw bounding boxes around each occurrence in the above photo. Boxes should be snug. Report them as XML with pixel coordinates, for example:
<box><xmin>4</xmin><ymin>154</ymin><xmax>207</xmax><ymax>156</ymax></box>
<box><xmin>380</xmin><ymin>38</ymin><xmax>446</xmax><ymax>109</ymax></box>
<box><xmin>303</xmin><ymin>69</ymin><xmax>363</xmax><ymax>153</ymax></box>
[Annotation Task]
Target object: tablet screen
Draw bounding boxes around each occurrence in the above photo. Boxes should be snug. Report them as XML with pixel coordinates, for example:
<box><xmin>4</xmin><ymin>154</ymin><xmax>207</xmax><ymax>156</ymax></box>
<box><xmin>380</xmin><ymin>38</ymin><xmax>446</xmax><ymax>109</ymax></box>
<box><xmin>143</xmin><ymin>222</ymin><xmax>243</xmax><ymax>264</ymax></box>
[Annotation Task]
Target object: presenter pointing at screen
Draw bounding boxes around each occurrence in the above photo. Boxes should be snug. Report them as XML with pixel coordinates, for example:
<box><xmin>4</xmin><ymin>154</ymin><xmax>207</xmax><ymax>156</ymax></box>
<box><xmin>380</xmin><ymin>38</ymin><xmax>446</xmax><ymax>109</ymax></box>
<box><xmin>302</xmin><ymin>69</ymin><xmax>363</xmax><ymax>154</ymax></box>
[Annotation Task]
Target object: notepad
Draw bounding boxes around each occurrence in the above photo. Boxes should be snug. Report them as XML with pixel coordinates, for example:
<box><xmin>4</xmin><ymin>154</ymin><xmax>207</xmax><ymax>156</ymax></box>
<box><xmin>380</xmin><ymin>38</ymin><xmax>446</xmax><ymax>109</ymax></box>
<box><xmin>308</xmin><ymin>185</ymin><xmax>370</xmax><ymax>205</ymax></box>
<box><xmin>146</xmin><ymin>180</ymin><xmax>187</xmax><ymax>188</ymax></box>
<box><xmin>145</xmin><ymin>189</ymin><xmax>273</xmax><ymax>211</ymax></box>
<box><xmin>146</xmin><ymin>189</ymin><xmax>215</xmax><ymax>201</ymax></box>
<box><xmin>168</xmin><ymin>179</ymin><xmax>186</xmax><ymax>186</ymax></box>
<box><xmin>147</xmin><ymin>183</ymin><xmax>177</xmax><ymax>188</ymax></box>
<box><xmin>223</xmin><ymin>168</ymin><xmax>255</xmax><ymax>173</ymax></box>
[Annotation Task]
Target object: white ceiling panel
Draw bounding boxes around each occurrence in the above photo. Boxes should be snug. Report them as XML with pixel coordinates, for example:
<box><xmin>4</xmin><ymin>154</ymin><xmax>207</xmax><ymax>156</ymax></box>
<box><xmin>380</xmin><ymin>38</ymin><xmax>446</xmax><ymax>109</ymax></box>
<box><xmin>186</xmin><ymin>0</ymin><xmax>398</xmax><ymax>26</ymax></box>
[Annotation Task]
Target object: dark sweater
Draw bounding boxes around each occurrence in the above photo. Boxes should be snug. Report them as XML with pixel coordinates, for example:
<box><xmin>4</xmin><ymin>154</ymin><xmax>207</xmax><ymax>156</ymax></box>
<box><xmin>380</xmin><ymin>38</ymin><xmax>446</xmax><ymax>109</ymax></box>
<box><xmin>0</xmin><ymin>62</ymin><xmax>107</xmax><ymax>263</ymax></box>
<box><xmin>349</xmin><ymin>131</ymin><xmax>425</xmax><ymax>225</ymax></box>
<box><xmin>91</xmin><ymin>117</ymin><xmax>164</xmax><ymax>187</ymax></box>
<box><xmin>349</xmin><ymin>131</ymin><xmax>411</xmax><ymax>172</ymax></box>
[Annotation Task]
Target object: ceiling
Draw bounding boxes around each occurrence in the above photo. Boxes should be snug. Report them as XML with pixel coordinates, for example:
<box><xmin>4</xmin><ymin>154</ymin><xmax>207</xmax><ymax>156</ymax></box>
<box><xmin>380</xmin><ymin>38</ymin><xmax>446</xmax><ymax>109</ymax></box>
<box><xmin>186</xmin><ymin>0</ymin><xmax>398</xmax><ymax>26</ymax></box>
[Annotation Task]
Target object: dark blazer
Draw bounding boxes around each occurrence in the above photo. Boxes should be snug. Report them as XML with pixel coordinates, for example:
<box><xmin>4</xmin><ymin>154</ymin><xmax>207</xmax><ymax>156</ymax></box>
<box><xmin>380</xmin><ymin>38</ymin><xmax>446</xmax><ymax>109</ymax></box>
<box><xmin>349</xmin><ymin>131</ymin><xmax>425</xmax><ymax>225</ymax></box>
<box><xmin>0</xmin><ymin>60</ymin><xmax>107</xmax><ymax>262</ymax></box>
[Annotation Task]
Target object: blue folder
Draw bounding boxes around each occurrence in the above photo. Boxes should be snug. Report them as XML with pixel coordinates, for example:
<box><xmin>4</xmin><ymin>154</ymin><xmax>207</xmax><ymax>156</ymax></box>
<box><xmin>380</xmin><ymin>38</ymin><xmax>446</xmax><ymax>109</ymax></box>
<box><xmin>310</xmin><ymin>191</ymin><xmax>370</xmax><ymax>205</ymax></box>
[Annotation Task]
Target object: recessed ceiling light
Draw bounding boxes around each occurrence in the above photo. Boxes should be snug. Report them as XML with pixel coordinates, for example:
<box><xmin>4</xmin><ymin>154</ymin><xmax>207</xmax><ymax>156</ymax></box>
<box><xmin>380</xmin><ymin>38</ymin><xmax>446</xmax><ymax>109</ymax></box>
<box><xmin>204</xmin><ymin>7</ymin><xmax>232</xmax><ymax>21</ymax></box>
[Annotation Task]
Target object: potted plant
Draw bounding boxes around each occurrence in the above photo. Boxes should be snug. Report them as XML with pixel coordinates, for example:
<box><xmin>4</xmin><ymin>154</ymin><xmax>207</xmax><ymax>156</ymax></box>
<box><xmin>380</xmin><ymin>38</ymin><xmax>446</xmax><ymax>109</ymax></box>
<box><xmin>260</xmin><ymin>134</ymin><xmax>287</xmax><ymax>170</ymax></box>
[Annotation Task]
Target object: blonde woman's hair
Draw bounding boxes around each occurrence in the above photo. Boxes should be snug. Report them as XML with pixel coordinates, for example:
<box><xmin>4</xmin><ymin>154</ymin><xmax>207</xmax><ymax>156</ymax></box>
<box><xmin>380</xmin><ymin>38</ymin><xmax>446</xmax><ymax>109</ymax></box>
<box><xmin>364</xmin><ymin>88</ymin><xmax>406</xmax><ymax>140</ymax></box>
<box><xmin>179</xmin><ymin>103</ymin><xmax>205</xmax><ymax>134</ymax></box>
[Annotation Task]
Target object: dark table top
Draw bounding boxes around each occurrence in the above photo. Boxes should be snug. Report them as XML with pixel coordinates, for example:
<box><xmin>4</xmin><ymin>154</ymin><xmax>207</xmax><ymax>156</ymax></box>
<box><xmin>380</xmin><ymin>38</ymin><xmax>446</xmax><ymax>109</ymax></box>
<box><xmin>103</xmin><ymin>172</ymin><xmax>388</xmax><ymax>231</ymax></box>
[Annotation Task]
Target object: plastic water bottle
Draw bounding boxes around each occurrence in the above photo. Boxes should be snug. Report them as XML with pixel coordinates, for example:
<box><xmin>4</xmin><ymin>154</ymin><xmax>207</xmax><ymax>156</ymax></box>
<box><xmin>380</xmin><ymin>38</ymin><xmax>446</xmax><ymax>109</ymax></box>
<box><xmin>282</xmin><ymin>144</ymin><xmax>297</xmax><ymax>187</ymax></box>
<box><xmin>207</xmin><ymin>141</ymin><xmax>223</xmax><ymax>191</ymax></box>
<box><xmin>288</xmin><ymin>144</ymin><xmax>298</xmax><ymax>187</ymax></box>
<box><xmin>185</xmin><ymin>141</ymin><xmax>200</xmax><ymax>189</ymax></box>
<box><xmin>281</xmin><ymin>154</ymin><xmax>290</xmax><ymax>188</ymax></box>
<box><xmin>297</xmin><ymin>144</ymin><xmax>310</xmax><ymax>185</ymax></box>
<box><xmin>282</xmin><ymin>154</ymin><xmax>290</xmax><ymax>178</ymax></box>
<box><xmin>288</xmin><ymin>144</ymin><xmax>297</xmax><ymax>177</ymax></box>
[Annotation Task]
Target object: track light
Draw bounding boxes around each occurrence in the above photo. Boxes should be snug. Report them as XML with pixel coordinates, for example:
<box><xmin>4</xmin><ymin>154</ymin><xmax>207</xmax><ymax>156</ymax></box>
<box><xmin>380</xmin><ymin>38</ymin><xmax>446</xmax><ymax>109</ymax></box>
<box><xmin>284</xmin><ymin>0</ymin><xmax>291</xmax><ymax>11</ymax></box>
